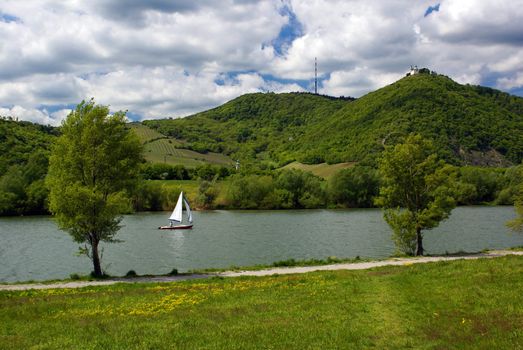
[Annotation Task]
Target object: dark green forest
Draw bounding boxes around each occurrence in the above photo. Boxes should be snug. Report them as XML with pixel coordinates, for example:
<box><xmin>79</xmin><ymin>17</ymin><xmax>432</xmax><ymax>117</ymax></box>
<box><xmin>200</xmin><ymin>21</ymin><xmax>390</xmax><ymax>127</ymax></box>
<box><xmin>0</xmin><ymin>118</ymin><xmax>57</xmax><ymax>215</ymax></box>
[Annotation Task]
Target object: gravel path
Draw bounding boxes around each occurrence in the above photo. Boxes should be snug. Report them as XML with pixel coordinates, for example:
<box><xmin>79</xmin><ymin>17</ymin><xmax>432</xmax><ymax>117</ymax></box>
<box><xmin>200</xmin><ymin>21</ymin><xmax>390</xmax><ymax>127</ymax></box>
<box><xmin>1</xmin><ymin>250</ymin><xmax>522</xmax><ymax>291</ymax></box>
<box><xmin>220</xmin><ymin>250</ymin><xmax>523</xmax><ymax>277</ymax></box>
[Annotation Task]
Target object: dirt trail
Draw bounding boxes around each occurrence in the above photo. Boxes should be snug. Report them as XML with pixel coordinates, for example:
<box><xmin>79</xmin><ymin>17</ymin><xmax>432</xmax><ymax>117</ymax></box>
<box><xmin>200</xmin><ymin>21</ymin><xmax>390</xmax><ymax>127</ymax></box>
<box><xmin>1</xmin><ymin>250</ymin><xmax>522</xmax><ymax>291</ymax></box>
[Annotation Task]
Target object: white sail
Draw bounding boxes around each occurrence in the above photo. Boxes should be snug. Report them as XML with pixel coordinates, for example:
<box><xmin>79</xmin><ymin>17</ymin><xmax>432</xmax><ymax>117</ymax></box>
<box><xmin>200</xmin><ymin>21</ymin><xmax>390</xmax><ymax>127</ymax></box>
<box><xmin>184</xmin><ymin>197</ymin><xmax>193</xmax><ymax>223</ymax></box>
<box><xmin>169</xmin><ymin>192</ymin><xmax>184</xmax><ymax>222</ymax></box>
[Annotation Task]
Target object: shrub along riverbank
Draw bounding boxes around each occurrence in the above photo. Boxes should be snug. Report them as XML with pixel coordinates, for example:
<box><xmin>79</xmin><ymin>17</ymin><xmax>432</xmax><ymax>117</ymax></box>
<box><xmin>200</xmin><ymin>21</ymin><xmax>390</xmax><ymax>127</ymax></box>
<box><xmin>1</xmin><ymin>256</ymin><xmax>523</xmax><ymax>349</ymax></box>
<box><xmin>130</xmin><ymin>163</ymin><xmax>523</xmax><ymax>212</ymax></box>
<box><xmin>1</xmin><ymin>154</ymin><xmax>522</xmax><ymax>214</ymax></box>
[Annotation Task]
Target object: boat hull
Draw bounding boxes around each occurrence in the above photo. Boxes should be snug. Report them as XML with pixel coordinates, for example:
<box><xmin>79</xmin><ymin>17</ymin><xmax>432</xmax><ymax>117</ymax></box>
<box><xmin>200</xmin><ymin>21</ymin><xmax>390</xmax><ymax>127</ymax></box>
<box><xmin>158</xmin><ymin>224</ymin><xmax>193</xmax><ymax>230</ymax></box>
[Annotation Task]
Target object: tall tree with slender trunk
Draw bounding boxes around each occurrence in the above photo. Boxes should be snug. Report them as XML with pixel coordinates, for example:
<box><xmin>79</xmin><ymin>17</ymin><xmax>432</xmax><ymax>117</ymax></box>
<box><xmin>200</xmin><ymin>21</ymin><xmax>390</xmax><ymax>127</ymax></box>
<box><xmin>46</xmin><ymin>100</ymin><xmax>142</xmax><ymax>276</ymax></box>
<box><xmin>376</xmin><ymin>134</ymin><xmax>457</xmax><ymax>256</ymax></box>
<box><xmin>507</xmin><ymin>167</ymin><xmax>523</xmax><ymax>232</ymax></box>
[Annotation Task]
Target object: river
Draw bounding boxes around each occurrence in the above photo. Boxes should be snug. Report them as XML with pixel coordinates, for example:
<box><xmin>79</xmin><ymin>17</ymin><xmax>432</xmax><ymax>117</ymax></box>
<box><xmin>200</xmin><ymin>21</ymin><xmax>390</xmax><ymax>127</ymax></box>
<box><xmin>0</xmin><ymin>207</ymin><xmax>521</xmax><ymax>282</ymax></box>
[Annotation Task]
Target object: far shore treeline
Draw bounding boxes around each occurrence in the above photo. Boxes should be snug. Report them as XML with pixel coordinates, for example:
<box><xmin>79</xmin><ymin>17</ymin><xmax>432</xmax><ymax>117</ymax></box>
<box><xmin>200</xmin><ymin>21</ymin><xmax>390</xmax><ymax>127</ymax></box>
<box><xmin>0</xmin><ymin>115</ymin><xmax>522</xmax><ymax>216</ymax></box>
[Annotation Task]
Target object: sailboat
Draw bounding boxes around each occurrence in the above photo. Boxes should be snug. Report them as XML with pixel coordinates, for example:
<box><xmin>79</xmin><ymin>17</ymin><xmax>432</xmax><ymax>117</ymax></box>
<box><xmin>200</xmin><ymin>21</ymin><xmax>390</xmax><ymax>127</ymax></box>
<box><xmin>158</xmin><ymin>191</ymin><xmax>193</xmax><ymax>230</ymax></box>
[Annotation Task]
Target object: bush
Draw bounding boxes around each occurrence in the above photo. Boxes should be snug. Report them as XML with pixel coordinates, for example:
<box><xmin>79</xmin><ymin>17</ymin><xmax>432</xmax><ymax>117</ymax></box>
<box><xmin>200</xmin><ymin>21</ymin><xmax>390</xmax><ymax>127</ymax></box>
<box><xmin>168</xmin><ymin>268</ymin><xmax>178</xmax><ymax>276</ymax></box>
<box><xmin>328</xmin><ymin>166</ymin><xmax>379</xmax><ymax>208</ymax></box>
<box><xmin>125</xmin><ymin>270</ymin><xmax>138</xmax><ymax>277</ymax></box>
<box><xmin>458</xmin><ymin>166</ymin><xmax>505</xmax><ymax>203</ymax></box>
<box><xmin>141</xmin><ymin>163</ymin><xmax>190</xmax><ymax>180</ymax></box>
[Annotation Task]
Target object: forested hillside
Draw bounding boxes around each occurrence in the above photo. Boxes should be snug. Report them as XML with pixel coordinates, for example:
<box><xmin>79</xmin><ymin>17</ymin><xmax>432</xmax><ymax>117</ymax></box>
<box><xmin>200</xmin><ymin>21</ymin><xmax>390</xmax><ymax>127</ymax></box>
<box><xmin>145</xmin><ymin>72</ymin><xmax>523</xmax><ymax>166</ymax></box>
<box><xmin>143</xmin><ymin>92</ymin><xmax>352</xmax><ymax>166</ymax></box>
<box><xmin>0</xmin><ymin>118</ymin><xmax>57</xmax><ymax>215</ymax></box>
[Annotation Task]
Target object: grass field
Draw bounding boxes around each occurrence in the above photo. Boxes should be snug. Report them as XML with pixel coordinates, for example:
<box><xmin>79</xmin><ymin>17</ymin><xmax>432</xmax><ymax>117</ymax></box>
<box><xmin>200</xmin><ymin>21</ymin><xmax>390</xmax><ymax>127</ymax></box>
<box><xmin>282</xmin><ymin>161</ymin><xmax>356</xmax><ymax>179</ymax></box>
<box><xmin>2</xmin><ymin>256</ymin><xmax>523</xmax><ymax>349</ymax></box>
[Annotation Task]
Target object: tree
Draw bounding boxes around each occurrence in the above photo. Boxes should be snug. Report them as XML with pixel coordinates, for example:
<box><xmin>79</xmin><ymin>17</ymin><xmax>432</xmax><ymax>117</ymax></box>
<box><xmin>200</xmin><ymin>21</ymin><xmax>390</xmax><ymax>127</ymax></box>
<box><xmin>46</xmin><ymin>100</ymin><xmax>142</xmax><ymax>277</ymax></box>
<box><xmin>507</xmin><ymin>166</ymin><xmax>523</xmax><ymax>232</ymax></box>
<box><xmin>197</xmin><ymin>179</ymin><xmax>218</xmax><ymax>209</ymax></box>
<box><xmin>328</xmin><ymin>166</ymin><xmax>379</xmax><ymax>208</ymax></box>
<box><xmin>376</xmin><ymin>134</ymin><xmax>457</xmax><ymax>256</ymax></box>
<box><xmin>276</xmin><ymin>169</ymin><xmax>325</xmax><ymax>208</ymax></box>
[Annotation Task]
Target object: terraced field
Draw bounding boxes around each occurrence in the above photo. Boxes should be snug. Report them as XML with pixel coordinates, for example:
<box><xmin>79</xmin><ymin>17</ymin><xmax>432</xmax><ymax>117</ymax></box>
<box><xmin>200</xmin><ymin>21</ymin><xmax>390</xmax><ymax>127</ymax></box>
<box><xmin>144</xmin><ymin>139</ymin><xmax>232</xmax><ymax>167</ymax></box>
<box><xmin>130</xmin><ymin>123</ymin><xmax>233</xmax><ymax>167</ymax></box>
<box><xmin>282</xmin><ymin>161</ymin><xmax>355</xmax><ymax>179</ymax></box>
<box><xmin>129</xmin><ymin>123</ymin><xmax>168</xmax><ymax>144</ymax></box>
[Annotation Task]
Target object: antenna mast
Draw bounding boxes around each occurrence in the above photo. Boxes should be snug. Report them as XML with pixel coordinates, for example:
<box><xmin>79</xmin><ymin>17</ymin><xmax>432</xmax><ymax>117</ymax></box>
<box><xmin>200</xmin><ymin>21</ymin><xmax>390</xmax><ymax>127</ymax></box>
<box><xmin>314</xmin><ymin>57</ymin><xmax>318</xmax><ymax>94</ymax></box>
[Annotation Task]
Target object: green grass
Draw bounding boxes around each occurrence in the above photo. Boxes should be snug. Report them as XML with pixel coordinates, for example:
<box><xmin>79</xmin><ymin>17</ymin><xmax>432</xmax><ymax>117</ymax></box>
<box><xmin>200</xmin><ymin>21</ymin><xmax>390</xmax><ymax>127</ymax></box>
<box><xmin>191</xmin><ymin>256</ymin><xmax>370</xmax><ymax>273</ymax></box>
<box><xmin>2</xmin><ymin>256</ymin><xmax>523</xmax><ymax>349</ymax></box>
<box><xmin>282</xmin><ymin>161</ymin><xmax>356</xmax><ymax>179</ymax></box>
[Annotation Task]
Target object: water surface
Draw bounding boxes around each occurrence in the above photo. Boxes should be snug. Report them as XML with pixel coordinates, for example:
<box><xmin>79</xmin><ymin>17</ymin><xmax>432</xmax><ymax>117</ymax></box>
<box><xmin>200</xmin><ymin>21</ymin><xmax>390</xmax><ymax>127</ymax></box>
<box><xmin>0</xmin><ymin>207</ymin><xmax>521</xmax><ymax>282</ymax></box>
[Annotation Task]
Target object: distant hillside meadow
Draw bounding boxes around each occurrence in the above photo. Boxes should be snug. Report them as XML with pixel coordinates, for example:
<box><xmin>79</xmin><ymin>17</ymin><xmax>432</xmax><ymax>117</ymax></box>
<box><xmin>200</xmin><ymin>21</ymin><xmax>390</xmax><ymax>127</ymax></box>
<box><xmin>1</xmin><ymin>70</ymin><xmax>522</xmax><ymax>215</ymax></box>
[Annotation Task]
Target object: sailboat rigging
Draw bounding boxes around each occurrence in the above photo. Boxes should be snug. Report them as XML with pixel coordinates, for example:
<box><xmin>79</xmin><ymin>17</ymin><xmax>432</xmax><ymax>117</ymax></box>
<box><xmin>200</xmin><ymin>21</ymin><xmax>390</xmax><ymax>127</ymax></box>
<box><xmin>158</xmin><ymin>191</ymin><xmax>193</xmax><ymax>230</ymax></box>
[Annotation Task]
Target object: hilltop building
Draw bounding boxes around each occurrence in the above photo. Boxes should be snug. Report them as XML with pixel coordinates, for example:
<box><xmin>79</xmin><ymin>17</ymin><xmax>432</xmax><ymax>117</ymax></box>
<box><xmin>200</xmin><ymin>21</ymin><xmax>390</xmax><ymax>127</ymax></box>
<box><xmin>406</xmin><ymin>65</ymin><xmax>419</xmax><ymax>76</ymax></box>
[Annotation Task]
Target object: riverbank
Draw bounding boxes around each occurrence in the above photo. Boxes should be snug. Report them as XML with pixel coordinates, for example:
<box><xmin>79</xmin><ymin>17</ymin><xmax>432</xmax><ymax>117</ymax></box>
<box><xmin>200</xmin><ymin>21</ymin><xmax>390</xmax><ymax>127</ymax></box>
<box><xmin>2</xmin><ymin>254</ymin><xmax>523</xmax><ymax>349</ymax></box>
<box><xmin>2</xmin><ymin>250</ymin><xmax>522</xmax><ymax>291</ymax></box>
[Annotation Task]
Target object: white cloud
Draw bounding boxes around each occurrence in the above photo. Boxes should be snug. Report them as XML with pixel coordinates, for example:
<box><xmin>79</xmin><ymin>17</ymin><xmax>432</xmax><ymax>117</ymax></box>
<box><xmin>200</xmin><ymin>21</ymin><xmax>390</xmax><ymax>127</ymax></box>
<box><xmin>497</xmin><ymin>72</ymin><xmax>523</xmax><ymax>90</ymax></box>
<box><xmin>0</xmin><ymin>0</ymin><xmax>522</xmax><ymax>123</ymax></box>
<box><xmin>0</xmin><ymin>105</ymin><xmax>69</xmax><ymax>126</ymax></box>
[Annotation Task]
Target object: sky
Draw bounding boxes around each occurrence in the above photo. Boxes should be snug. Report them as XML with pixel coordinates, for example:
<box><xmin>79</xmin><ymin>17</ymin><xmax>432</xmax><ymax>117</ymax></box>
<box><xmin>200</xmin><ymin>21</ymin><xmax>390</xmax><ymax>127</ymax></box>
<box><xmin>0</xmin><ymin>0</ymin><xmax>522</xmax><ymax>125</ymax></box>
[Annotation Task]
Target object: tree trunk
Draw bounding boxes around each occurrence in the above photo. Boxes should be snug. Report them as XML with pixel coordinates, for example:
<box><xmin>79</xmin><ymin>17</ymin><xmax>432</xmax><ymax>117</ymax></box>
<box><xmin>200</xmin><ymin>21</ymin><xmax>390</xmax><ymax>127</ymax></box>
<box><xmin>91</xmin><ymin>240</ymin><xmax>103</xmax><ymax>277</ymax></box>
<box><xmin>415</xmin><ymin>227</ymin><xmax>424</xmax><ymax>256</ymax></box>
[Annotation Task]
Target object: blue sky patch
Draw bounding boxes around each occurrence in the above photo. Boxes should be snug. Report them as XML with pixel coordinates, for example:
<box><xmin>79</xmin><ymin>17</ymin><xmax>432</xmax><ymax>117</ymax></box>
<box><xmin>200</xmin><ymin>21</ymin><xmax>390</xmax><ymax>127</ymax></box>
<box><xmin>270</xmin><ymin>4</ymin><xmax>304</xmax><ymax>56</ymax></box>
<box><xmin>0</xmin><ymin>12</ymin><xmax>20</xmax><ymax>23</ymax></box>
<box><xmin>37</xmin><ymin>104</ymin><xmax>76</xmax><ymax>114</ymax></box>
<box><xmin>424</xmin><ymin>3</ymin><xmax>440</xmax><ymax>17</ymax></box>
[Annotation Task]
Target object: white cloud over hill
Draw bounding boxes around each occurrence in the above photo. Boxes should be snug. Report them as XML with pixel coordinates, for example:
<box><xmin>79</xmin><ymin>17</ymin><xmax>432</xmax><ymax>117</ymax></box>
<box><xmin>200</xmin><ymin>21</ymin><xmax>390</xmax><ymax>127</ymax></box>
<box><xmin>0</xmin><ymin>0</ymin><xmax>522</xmax><ymax>125</ymax></box>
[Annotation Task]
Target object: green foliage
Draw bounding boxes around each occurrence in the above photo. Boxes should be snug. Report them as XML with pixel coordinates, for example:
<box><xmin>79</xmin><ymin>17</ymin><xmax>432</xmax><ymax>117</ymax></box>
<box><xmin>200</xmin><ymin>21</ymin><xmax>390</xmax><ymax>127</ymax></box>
<box><xmin>496</xmin><ymin>164</ymin><xmax>523</xmax><ymax>205</ymax></box>
<box><xmin>0</xmin><ymin>117</ymin><xmax>55</xmax><ymax>215</ymax></box>
<box><xmin>0</xmin><ymin>117</ymin><xmax>56</xmax><ymax>175</ymax></box>
<box><xmin>328</xmin><ymin>166</ymin><xmax>379</xmax><ymax>207</ymax></box>
<box><xmin>507</xmin><ymin>166</ymin><xmax>523</xmax><ymax>232</ymax></box>
<box><xmin>125</xmin><ymin>270</ymin><xmax>137</xmax><ymax>277</ymax></box>
<box><xmin>144</xmin><ymin>74</ymin><xmax>523</xmax><ymax>167</ymax></box>
<box><xmin>0</xmin><ymin>152</ymin><xmax>50</xmax><ymax>215</ymax></box>
<box><xmin>143</xmin><ymin>92</ymin><xmax>349</xmax><ymax>166</ymax></box>
<box><xmin>383</xmin><ymin>209</ymin><xmax>417</xmax><ymax>255</ymax></box>
<box><xmin>275</xmin><ymin>169</ymin><xmax>325</xmax><ymax>208</ymax></box>
<box><xmin>377</xmin><ymin>134</ymin><xmax>458</xmax><ymax>255</ymax></box>
<box><xmin>458</xmin><ymin>166</ymin><xmax>504</xmax><ymax>203</ymax></box>
<box><xmin>141</xmin><ymin>163</ymin><xmax>190</xmax><ymax>180</ymax></box>
<box><xmin>197</xmin><ymin>180</ymin><xmax>218</xmax><ymax>209</ymax></box>
<box><xmin>225</xmin><ymin>169</ymin><xmax>325</xmax><ymax>209</ymax></box>
<box><xmin>226</xmin><ymin>175</ymin><xmax>276</xmax><ymax>209</ymax></box>
<box><xmin>46</xmin><ymin>100</ymin><xmax>143</xmax><ymax>276</ymax></box>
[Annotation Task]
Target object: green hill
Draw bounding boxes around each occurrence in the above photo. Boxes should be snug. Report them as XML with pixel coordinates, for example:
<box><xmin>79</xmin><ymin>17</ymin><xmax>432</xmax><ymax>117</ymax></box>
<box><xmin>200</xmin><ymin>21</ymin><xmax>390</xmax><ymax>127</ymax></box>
<box><xmin>0</xmin><ymin>118</ymin><xmax>57</xmax><ymax>215</ymax></box>
<box><xmin>144</xmin><ymin>73</ymin><xmax>523</xmax><ymax>166</ymax></box>
<box><xmin>0</xmin><ymin>118</ymin><xmax>57</xmax><ymax>175</ymax></box>
<box><xmin>143</xmin><ymin>93</ymin><xmax>351</xmax><ymax>165</ymax></box>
